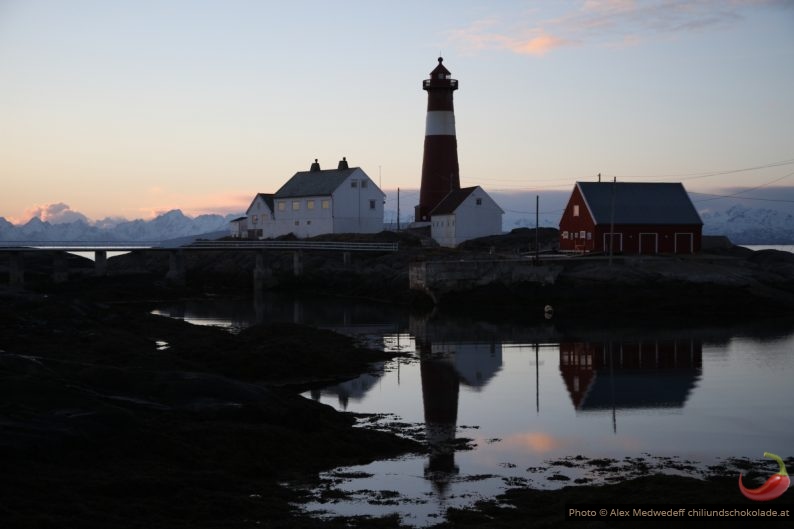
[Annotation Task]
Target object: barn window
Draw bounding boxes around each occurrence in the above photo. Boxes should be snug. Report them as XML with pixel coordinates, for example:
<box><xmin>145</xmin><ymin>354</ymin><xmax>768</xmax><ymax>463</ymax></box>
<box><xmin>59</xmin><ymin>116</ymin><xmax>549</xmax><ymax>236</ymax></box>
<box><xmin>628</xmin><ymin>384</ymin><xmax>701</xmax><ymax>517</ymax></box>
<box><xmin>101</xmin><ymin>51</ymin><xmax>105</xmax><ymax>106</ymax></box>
<box><xmin>562</xmin><ymin>231</ymin><xmax>568</xmax><ymax>239</ymax></box>
<box><xmin>321</xmin><ymin>199</ymin><xmax>330</xmax><ymax>209</ymax></box>
<box><xmin>580</xmin><ymin>230</ymin><xmax>586</xmax><ymax>239</ymax></box>
<box><xmin>573</xmin><ymin>205</ymin><xmax>579</xmax><ymax>217</ymax></box>
<box><xmin>587</xmin><ymin>232</ymin><xmax>592</xmax><ymax>240</ymax></box>
<box><xmin>307</xmin><ymin>200</ymin><xmax>315</xmax><ymax>209</ymax></box>
<box><xmin>292</xmin><ymin>201</ymin><xmax>300</xmax><ymax>210</ymax></box>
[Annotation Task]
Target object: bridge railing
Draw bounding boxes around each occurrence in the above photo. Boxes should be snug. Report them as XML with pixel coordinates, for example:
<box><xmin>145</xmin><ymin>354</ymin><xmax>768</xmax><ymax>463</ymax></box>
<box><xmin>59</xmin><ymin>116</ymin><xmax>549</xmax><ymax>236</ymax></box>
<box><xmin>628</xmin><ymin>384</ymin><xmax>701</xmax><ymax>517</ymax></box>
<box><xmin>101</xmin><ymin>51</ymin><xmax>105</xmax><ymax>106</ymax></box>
<box><xmin>185</xmin><ymin>240</ymin><xmax>399</xmax><ymax>252</ymax></box>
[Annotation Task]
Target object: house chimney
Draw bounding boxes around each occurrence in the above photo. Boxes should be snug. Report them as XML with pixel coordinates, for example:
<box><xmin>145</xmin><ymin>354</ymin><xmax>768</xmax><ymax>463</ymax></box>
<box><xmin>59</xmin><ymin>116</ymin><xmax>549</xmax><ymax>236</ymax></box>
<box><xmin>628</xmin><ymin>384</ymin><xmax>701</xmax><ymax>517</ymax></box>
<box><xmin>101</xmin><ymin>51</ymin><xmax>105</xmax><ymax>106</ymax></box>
<box><xmin>310</xmin><ymin>158</ymin><xmax>320</xmax><ymax>172</ymax></box>
<box><xmin>338</xmin><ymin>157</ymin><xmax>349</xmax><ymax>170</ymax></box>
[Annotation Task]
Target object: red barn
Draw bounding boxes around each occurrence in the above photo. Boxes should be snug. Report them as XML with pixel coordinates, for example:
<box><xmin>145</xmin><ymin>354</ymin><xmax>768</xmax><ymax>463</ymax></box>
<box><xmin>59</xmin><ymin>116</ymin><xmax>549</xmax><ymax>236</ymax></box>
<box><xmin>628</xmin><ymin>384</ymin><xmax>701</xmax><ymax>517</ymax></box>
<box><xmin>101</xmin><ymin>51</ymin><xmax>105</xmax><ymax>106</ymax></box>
<box><xmin>559</xmin><ymin>182</ymin><xmax>703</xmax><ymax>254</ymax></box>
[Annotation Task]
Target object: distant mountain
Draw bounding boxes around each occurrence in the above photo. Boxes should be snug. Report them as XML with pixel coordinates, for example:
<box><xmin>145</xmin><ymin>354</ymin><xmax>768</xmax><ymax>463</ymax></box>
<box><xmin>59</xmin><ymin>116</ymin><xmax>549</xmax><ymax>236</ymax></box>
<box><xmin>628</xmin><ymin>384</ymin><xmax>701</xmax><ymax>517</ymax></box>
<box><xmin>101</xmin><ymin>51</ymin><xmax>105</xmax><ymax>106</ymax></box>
<box><xmin>700</xmin><ymin>204</ymin><xmax>794</xmax><ymax>244</ymax></box>
<box><xmin>0</xmin><ymin>210</ymin><xmax>240</xmax><ymax>242</ymax></box>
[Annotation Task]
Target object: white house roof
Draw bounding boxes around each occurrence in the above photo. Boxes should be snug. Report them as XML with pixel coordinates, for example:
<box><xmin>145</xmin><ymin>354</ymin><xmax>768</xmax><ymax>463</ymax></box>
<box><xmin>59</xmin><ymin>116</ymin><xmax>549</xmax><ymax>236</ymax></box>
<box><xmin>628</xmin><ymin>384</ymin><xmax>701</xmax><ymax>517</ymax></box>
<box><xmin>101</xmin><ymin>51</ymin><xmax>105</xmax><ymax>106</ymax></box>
<box><xmin>576</xmin><ymin>182</ymin><xmax>703</xmax><ymax>225</ymax></box>
<box><xmin>275</xmin><ymin>168</ymin><xmax>359</xmax><ymax>198</ymax></box>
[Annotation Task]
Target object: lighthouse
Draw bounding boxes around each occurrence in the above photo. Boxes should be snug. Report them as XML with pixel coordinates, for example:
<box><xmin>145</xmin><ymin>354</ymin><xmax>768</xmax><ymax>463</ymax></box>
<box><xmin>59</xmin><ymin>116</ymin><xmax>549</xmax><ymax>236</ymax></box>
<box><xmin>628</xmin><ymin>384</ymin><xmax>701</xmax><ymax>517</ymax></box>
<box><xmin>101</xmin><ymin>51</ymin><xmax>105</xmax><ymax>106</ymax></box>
<box><xmin>416</xmin><ymin>57</ymin><xmax>460</xmax><ymax>222</ymax></box>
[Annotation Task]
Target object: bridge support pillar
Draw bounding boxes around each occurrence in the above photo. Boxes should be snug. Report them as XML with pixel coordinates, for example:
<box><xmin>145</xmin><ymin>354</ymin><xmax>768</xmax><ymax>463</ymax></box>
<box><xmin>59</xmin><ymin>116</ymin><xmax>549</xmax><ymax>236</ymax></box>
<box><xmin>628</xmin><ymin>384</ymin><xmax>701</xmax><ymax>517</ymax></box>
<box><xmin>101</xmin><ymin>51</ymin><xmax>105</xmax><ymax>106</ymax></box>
<box><xmin>342</xmin><ymin>251</ymin><xmax>351</xmax><ymax>266</ymax></box>
<box><xmin>166</xmin><ymin>250</ymin><xmax>186</xmax><ymax>285</ymax></box>
<box><xmin>94</xmin><ymin>250</ymin><xmax>107</xmax><ymax>277</ymax></box>
<box><xmin>293</xmin><ymin>251</ymin><xmax>303</xmax><ymax>277</ymax></box>
<box><xmin>52</xmin><ymin>252</ymin><xmax>68</xmax><ymax>283</ymax></box>
<box><xmin>253</xmin><ymin>251</ymin><xmax>273</xmax><ymax>291</ymax></box>
<box><xmin>8</xmin><ymin>252</ymin><xmax>24</xmax><ymax>287</ymax></box>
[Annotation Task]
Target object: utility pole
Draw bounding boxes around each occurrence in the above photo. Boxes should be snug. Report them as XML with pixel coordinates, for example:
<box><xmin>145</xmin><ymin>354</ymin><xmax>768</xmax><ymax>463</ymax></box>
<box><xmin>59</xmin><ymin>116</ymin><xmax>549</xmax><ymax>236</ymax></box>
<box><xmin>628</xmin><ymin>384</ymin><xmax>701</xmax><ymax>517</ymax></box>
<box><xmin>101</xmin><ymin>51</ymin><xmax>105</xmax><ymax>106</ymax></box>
<box><xmin>397</xmin><ymin>187</ymin><xmax>401</xmax><ymax>231</ymax></box>
<box><xmin>535</xmin><ymin>195</ymin><xmax>539</xmax><ymax>263</ymax></box>
<box><xmin>609</xmin><ymin>177</ymin><xmax>616</xmax><ymax>266</ymax></box>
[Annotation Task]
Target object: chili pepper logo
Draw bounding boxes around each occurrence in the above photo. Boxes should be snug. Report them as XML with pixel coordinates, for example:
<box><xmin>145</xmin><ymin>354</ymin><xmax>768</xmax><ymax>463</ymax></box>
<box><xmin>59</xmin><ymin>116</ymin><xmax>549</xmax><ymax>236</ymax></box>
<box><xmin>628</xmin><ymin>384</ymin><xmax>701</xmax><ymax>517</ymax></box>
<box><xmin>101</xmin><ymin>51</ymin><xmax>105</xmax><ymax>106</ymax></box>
<box><xmin>738</xmin><ymin>452</ymin><xmax>790</xmax><ymax>501</ymax></box>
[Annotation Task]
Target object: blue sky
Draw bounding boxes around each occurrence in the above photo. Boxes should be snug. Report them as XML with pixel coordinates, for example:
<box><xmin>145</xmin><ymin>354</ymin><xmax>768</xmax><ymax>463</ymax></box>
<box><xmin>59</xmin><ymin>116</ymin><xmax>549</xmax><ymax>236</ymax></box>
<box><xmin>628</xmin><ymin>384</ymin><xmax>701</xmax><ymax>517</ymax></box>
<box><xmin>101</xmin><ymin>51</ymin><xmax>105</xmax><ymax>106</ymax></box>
<box><xmin>1</xmin><ymin>0</ymin><xmax>792</xmax><ymax>223</ymax></box>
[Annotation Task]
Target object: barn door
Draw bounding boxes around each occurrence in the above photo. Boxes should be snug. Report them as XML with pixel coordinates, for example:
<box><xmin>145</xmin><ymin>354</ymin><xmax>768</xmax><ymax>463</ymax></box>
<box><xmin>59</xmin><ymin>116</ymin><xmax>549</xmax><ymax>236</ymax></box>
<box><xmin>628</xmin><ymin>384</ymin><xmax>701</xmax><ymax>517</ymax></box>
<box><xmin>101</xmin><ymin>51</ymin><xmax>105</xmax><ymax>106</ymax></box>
<box><xmin>639</xmin><ymin>233</ymin><xmax>658</xmax><ymax>255</ymax></box>
<box><xmin>675</xmin><ymin>233</ymin><xmax>693</xmax><ymax>254</ymax></box>
<box><xmin>603</xmin><ymin>232</ymin><xmax>622</xmax><ymax>253</ymax></box>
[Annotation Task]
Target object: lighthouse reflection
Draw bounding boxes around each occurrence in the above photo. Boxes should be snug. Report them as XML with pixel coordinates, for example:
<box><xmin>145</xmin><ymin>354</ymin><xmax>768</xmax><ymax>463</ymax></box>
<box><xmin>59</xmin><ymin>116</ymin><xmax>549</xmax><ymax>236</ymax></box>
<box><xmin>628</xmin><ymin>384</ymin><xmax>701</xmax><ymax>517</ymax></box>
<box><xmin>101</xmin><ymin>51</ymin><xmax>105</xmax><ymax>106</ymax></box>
<box><xmin>416</xmin><ymin>338</ymin><xmax>502</xmax><ymax>494</ymax></box>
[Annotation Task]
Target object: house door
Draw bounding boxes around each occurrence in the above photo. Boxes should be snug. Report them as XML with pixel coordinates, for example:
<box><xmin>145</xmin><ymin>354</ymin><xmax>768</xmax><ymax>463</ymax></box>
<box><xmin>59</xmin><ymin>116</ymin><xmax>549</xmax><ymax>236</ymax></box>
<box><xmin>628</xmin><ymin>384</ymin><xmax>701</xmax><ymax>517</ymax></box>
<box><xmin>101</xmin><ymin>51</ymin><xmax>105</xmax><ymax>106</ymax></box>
<box><xmin>675</xmin><ymin>233</ymin><xmax>693</xmax><ymax>254</ymax></box>
<box><xmin>639</xmin><ymin>233</ymin><xmax>658</xmax><ymax>255</ymax></box>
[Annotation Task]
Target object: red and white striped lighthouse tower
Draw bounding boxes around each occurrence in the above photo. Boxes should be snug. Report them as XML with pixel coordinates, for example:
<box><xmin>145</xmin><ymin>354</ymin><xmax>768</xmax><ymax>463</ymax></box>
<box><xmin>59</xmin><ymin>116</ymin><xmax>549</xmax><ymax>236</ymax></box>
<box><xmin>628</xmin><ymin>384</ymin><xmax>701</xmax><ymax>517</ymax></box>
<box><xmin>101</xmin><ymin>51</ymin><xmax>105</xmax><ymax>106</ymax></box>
<box><xmin>415</xmin><ymin>57</ymin><xmax>460</xmax><ymax>222</ymax></box>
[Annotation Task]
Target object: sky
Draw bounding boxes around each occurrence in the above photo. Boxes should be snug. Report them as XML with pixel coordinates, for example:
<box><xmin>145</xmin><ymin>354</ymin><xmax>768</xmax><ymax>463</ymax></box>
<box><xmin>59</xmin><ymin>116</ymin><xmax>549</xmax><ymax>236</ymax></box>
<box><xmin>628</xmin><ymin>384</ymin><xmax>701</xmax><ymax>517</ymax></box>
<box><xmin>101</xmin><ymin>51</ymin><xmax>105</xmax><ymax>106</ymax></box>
<box><xmin>1</xmin><ymin>0</ymin><xmax>793</xmax><ymax>224</ymax></box>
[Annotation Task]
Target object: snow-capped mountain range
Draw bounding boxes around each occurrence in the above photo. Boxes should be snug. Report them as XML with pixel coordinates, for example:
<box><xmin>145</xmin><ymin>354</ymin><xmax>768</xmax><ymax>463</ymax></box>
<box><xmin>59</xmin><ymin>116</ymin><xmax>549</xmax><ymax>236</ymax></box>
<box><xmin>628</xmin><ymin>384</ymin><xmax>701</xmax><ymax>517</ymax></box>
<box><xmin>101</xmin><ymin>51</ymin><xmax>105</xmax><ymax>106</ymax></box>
<box><xmin>0</xmin><ymin>210</ymin><xmax>241</xmax><ymax>242</ymax></box>
<box><xmin>1</xmin><ymin>202</ymin><xmax>791</xmax><ymax>244</ymax></box>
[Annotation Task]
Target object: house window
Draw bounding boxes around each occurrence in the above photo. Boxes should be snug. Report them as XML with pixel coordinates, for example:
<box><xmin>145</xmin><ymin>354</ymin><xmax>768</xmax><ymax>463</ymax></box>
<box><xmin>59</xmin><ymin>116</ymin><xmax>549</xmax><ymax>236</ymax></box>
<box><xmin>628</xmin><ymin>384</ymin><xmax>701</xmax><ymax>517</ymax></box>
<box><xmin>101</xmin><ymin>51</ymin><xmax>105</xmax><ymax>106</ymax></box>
<box><xmin>369</xmin><ymin>199</ymin><xmax>376</xmax><ymax>210</ymax></box>
<box><xmin>294</xmin><ymin>220</ymin><xmax>300</xmax><ymax>226</ymax></box>
<box><xmin>587</xmin><ymin>232</ymin><xmax>592</xmax><ymax>240</ymax></box>
<box><xmin>252</xmin><ymin>215</ymin><xmax>258</xmax><ymax>224</ymax></box>
<box><xmin>307</xmin><ymin>220</ymin><xmax>311</xmax><ymax>225</ymax></box>
<box><xmin>278</xmin><ymin>201</ymin><xmax>286</xmax><ymax>211</ymax></box>
<box><xmin>580</xmin><ymin>230</ymin><xmax>586</xmax><ymax>239</ymax></box>
<box><xmin>292</xmin><ymin>201</ymin><xmax>300</xmax><ymax>210</ymax></box>
<box><xmin>562</xmin><ymin>231</ymin><xmax>569</xmax><ymax>239</ymax></box>
<box><xmin>361</xmin><ymin>180</ymin><xmax>368</xmax><ymax>188</ymax></box>
<box><xmin>321</xmin><ymin>199</ymin><xmax>330</xmax><ymax>209</ymax></box>
<box><xmin>307</xmin><ymin>200</ymin><xmax>315</xmax><ymax>209</ymax></box>
<box><xmin>573</xmin><ymin>204</ymin><xmax>579</xmax><ymax>217</ymax></box>
<box><xmin>574</xmin><ymin>232</ymin><xmax>578</xmax><ymax>239</ymax></box>
<box><xmin>476</xmin><ymin>198</ymin><xmax>482</xmax><ymax>205</ymax></box>
<box><xmin>351</xmin><ymin>180</ymin><xmax>358</xmax><ymax>188</ymax></box>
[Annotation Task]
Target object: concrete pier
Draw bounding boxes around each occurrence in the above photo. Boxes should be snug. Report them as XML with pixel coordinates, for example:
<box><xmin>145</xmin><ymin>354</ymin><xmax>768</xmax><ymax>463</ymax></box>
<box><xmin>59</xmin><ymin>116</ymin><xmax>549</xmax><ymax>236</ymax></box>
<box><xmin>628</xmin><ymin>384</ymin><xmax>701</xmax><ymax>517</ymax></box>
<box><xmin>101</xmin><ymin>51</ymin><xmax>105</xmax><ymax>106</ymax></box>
<box><xmin>94</xmin><ymin>250</ymin><xmax>107</xmax><ymax>276</ymax></box>
<box><xmin>9</xmin><ymin>252</ymin><xmax>24</xmax><ymax>287</ymax></box>
<box><xmin>293</xmin><ymin>251</ymin><xmax>303</xmax><ymax>277</ymax></box>
<box><xmin>409</xmin><ymin>259</ymin><xmax>562</xmax><ymax>303</ymax></box>
<box><xmin>52</xmin><ymin>252</ymin><xmax>68</xmax><ymax>283</ymax></box>
<box><xmin>166</xmin><ymin>250</ymin><xmax>186</xmax><ymax>285</ymax></box>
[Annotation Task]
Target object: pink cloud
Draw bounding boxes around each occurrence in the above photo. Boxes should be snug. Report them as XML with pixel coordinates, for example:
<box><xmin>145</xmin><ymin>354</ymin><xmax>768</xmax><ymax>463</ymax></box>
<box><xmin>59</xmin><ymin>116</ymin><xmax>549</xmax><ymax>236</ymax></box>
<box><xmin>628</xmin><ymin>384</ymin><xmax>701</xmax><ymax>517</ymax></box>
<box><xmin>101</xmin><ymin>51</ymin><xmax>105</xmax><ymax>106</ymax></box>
<box><xmin>11</xmin><ymin>203</ymin><xmax>89</xmax><ymax>225</ymax></box>
<box><xmin>449</xmin><ymin>1</ymin><xmax>783</xmax><ymax>57</ymax></box>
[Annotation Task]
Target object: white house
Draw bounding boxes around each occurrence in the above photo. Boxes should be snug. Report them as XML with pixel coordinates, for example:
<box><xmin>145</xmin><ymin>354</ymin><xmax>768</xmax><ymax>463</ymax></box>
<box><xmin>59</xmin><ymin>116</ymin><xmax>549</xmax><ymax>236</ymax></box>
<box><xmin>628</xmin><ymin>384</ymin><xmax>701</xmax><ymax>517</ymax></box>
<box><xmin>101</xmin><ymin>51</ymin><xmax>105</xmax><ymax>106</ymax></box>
<box><xmin>430</xmin><ymin>186</ymin><xmax>503</xmax><ymax>247</ymax></box>
<box><xmin>245</xmin><ymin>193</ymin><xmax>275</xmax><ymax>239</ymax></box>
<box><xmin>229</xmin><ymin>216</ymin><xmax>248</xmax><ymax>238</ymax></box>
<box><xmin>269</xmin><ymin>158</ymin><xmax>385</xmax><ymax>238</ymax></box>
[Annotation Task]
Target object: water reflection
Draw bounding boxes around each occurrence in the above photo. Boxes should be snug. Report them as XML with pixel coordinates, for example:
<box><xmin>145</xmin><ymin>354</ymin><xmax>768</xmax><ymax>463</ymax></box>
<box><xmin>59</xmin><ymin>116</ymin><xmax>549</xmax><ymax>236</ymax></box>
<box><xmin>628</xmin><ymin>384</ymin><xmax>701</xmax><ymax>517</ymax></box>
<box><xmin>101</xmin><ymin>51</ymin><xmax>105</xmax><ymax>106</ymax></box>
<box><xmin>560</xmin><ymin>340</ymin><xmax>702</xmax><ymax>412</ymax></box>
<box><xmin>152</xmin><ymin>294</ymin><xmax>794</xmax><ymax>526</ymax></box>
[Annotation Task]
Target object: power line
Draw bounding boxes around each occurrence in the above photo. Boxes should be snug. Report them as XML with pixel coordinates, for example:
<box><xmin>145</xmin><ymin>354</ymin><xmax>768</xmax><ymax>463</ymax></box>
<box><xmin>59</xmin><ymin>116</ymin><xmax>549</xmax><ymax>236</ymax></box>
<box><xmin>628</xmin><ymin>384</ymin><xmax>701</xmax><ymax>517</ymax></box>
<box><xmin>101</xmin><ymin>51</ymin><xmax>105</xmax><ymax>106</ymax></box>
<box><xmin>613</xmin><ymin>158</ymin><xmax>794</xmax><ymax>180</ymax></box>
<box><xmin>690</xmin><ymin>170</ymin><xmax>794</xmax><ymax>203</ymax></box>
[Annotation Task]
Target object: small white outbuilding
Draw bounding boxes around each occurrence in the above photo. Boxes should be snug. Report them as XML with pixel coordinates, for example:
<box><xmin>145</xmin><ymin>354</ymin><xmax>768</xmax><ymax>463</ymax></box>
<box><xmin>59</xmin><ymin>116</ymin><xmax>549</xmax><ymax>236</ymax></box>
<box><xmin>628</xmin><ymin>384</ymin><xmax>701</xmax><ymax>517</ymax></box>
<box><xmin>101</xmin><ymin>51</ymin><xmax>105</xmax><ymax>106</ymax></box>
<box><xmin>430</xmin><ymin>186</ymin><xmax>503</xmax><ymax>247</ymax></box>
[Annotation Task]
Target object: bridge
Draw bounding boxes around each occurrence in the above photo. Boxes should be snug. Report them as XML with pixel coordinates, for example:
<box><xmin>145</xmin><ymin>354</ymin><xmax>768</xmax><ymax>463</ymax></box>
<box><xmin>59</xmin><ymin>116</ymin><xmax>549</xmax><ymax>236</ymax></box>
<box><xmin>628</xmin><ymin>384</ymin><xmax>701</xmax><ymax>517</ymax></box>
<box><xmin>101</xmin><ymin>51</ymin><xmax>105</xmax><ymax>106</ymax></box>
<box><xmin>0</xmin><ymin>239</ymin><xmax>399</xmax><ymax>287</ymax></box>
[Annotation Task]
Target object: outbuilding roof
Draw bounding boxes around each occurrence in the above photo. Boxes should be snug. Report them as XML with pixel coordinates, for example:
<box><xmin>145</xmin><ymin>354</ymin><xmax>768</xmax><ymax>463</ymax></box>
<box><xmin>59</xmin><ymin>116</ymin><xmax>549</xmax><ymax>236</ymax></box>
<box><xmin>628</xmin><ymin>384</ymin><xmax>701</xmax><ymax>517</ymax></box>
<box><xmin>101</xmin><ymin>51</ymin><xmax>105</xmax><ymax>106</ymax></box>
<box><xmin>275</xmin><ymin>168</ymin><xmax>359</xmax><ymax>198</ymax></box>
<box><xmin>429</xmin><ymin>187</ymin><xmax>477</xmax><ymax>215</ymax></box>
<box><xmin>576</xmin><ymin>182</ymin><xmax>703</xmax><ymax>225</ymax></box>
<box><xmin>246</xmin><ymin>193</ymin><xmax>274</xmax><ymax>214</ymax></box>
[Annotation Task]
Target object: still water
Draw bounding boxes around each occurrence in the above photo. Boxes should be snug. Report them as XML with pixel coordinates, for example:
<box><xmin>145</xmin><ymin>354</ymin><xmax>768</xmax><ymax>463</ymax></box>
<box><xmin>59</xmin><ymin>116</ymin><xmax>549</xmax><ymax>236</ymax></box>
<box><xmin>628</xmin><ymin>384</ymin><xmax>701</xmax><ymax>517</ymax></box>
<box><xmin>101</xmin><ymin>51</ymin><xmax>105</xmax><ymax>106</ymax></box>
<box><xmin>154</xmin><ymin>295</ymin><xmax>794</xmax><ymax>525</ymax></box>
